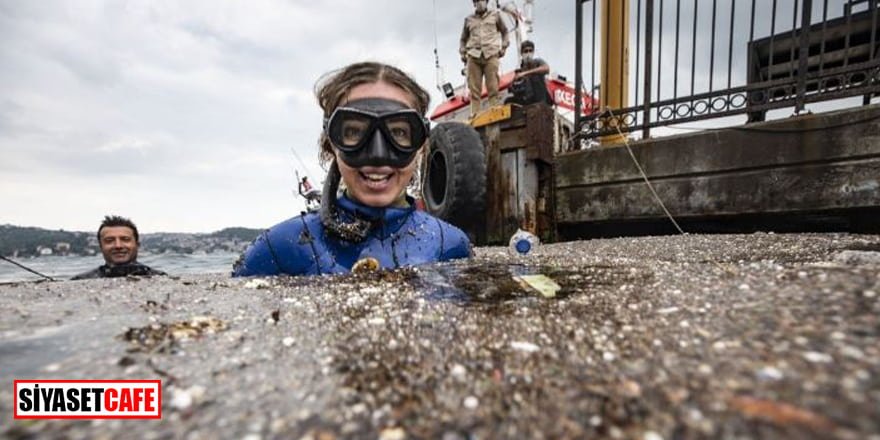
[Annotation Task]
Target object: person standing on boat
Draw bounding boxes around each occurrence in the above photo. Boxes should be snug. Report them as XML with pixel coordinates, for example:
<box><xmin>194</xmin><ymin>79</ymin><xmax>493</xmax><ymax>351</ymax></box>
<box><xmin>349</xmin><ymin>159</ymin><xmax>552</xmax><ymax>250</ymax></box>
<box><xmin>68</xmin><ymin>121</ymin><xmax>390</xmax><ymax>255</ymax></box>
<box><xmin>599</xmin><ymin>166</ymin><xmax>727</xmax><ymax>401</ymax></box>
<box><xmin>460</xmin><ymin>0</ymin><xmax>509</xmax><ymax>118</ymax></box>
<box><xmin>71</xmin><ymin>216</ymin><xmax>166</xmax><ymax>280</ymax></box>
<box><xmin>232</xmin><ymin>62</ymin><xmax>472</xmax><ymax>277</ymax></box>
<box><xmin>511</xmin><ymin>40</ymin><xmax>552</xmax><ymax>105</ymax></box>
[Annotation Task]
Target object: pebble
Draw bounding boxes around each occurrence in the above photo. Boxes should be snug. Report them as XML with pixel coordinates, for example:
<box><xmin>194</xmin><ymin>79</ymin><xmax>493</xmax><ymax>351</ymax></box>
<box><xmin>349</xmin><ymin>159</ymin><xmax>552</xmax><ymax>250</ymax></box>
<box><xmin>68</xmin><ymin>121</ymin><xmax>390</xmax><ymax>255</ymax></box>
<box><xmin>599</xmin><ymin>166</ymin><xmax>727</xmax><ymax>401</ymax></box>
<box><xmin>865</xmin><ymin>290</ymin><xmax>877</xmax><ymax>299</ymax></box>
<box><xmin>282</xmin><ymin>337</ymin><xmax>295</xmax><ymax>347</ymax></box>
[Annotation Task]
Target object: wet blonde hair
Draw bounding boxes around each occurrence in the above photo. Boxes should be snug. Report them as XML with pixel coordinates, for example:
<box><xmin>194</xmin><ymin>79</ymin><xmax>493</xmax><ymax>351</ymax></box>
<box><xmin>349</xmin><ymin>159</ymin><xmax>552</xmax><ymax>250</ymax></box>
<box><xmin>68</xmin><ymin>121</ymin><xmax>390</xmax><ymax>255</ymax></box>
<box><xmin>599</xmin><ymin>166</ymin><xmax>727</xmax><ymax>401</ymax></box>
<box><xmin>314</xmin><ymin>62</ymin><xmax>431</xmax><ymax>165</ymax></box>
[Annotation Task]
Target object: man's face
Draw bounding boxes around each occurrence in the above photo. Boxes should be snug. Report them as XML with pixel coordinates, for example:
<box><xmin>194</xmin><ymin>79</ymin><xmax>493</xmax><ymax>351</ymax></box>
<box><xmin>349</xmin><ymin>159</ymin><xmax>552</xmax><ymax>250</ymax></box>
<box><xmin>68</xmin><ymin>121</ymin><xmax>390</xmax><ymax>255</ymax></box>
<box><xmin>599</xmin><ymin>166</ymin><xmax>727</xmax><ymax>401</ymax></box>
<box><xmin>99</xmin><ymin>226</ymin><xmax>138</xmax><ymax>266</ymax></box>
<box><xmin>474</xmin><ymin>1</ymin><xmax>488</xmax><ymax>13</ymax></box>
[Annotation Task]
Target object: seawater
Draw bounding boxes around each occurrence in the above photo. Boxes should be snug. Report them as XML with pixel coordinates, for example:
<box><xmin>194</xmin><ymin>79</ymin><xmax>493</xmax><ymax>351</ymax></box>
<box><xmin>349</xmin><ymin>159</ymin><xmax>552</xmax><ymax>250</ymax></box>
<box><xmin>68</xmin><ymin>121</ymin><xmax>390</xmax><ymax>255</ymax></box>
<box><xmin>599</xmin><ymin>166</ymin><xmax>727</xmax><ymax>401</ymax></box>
<box><xmin>0</xmin><ymin>252</ymin><xmax>239</xmax><ymax>283</ymax></box>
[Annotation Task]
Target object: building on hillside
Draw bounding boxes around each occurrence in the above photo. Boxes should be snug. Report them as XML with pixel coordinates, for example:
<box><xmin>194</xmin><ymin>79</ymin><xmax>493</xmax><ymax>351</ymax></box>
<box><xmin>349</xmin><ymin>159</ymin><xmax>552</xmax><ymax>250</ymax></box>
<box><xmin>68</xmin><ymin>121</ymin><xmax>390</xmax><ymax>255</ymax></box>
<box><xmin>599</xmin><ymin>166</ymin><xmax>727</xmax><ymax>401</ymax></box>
<box><xmin>55</xmin><ymin>242</ymin><xmax>71</xmax><ymax>255</ymax></box>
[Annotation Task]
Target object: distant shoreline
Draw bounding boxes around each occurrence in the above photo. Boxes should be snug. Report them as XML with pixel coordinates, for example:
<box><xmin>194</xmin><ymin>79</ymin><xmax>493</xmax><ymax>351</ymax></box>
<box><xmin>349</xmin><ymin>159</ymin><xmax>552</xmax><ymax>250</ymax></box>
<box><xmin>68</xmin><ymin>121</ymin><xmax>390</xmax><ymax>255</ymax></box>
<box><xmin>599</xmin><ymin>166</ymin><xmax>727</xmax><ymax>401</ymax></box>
<box><xmin>0</xmin><ymin>225</ymin><xmax>261</xmax><ymax>258</ymax></box>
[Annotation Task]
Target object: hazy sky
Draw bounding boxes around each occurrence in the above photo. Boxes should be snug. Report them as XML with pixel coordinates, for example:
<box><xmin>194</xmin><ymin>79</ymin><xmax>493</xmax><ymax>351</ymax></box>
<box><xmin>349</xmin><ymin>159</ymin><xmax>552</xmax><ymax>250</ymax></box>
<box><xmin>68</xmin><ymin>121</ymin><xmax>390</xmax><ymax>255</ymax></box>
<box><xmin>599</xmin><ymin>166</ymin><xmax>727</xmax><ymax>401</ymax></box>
<box><xmin>0</xmin><ymin>0</ymin><xmax>587</xmax><ymax>232</ymax></box>
<box><xmin>0</xmin><ymin>0</ymin><xmax>858</xmax><ymax>232</ymax></box>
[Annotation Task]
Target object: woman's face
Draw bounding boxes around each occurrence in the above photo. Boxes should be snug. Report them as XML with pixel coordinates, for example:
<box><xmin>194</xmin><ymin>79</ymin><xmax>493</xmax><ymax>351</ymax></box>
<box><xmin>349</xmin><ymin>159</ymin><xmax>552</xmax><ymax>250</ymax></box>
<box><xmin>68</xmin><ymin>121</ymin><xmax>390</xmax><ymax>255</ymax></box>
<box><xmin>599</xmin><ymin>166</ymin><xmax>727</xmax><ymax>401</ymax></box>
<box><xmin>333</xmin><ymin>81</ymin><xmax>424</xmax><ymax>208</ymax></box>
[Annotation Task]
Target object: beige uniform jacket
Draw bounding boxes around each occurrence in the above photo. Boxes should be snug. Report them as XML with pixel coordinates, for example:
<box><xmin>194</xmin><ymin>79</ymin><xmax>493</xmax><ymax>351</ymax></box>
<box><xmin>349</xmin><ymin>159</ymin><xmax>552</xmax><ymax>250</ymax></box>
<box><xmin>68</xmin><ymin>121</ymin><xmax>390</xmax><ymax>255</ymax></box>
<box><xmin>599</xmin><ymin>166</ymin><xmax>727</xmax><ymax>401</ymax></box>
<box><xmin>460</xmin><ymin>10</ymin><xmax>509</xmax><ymax>59</ymax></box>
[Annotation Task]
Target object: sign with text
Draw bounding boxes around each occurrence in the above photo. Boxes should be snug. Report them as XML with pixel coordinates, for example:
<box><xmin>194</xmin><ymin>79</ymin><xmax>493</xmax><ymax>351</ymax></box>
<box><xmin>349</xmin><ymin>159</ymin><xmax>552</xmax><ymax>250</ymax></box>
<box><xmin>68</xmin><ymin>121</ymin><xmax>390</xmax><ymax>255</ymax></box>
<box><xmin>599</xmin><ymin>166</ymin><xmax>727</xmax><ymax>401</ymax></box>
<box><xmin>14</xmin><ymin>380</ymin><xmax>161</xmax><ymax>419</ymax></box>
<box><xmin>547</xmin><ymin>80</ymin><xmax>596</xmax><ymax>115</ymax></box>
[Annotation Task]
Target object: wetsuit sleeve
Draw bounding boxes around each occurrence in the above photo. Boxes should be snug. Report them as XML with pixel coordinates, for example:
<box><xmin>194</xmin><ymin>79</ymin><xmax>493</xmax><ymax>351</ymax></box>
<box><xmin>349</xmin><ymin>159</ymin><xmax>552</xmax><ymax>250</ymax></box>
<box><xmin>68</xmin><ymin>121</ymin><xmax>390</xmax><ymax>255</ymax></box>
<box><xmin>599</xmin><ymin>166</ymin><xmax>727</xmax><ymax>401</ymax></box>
<box><xmin>439</xmin><ymin>222</ymin><xmax>473</xmax><ymax>260</ymax></box>
<box><xmin>232</xmin><ymin>232</ymin><xmax>281</xmax><ymax>277</ymax></box>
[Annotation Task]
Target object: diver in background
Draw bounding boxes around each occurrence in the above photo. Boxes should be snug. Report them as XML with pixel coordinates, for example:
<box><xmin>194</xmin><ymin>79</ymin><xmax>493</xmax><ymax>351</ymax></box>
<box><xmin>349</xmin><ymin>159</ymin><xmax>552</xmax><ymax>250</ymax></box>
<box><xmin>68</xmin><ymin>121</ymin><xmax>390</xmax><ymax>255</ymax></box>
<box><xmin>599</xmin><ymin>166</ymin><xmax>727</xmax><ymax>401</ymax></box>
<box><xmin>71</xmin><ymin>215</ymin><xmax>166</xmax><ymax>280</ymax></box>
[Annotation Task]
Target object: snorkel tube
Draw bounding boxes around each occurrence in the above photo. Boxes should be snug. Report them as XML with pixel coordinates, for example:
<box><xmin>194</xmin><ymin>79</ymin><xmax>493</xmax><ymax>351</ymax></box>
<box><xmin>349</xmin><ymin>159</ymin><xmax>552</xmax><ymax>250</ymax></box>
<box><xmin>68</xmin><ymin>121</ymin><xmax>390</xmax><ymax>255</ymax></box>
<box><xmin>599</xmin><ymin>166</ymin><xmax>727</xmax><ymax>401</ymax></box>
<box><xmin>319</xmin><ymin>160</ymin><xmax>373</xmax><ymax>243</ymax></box>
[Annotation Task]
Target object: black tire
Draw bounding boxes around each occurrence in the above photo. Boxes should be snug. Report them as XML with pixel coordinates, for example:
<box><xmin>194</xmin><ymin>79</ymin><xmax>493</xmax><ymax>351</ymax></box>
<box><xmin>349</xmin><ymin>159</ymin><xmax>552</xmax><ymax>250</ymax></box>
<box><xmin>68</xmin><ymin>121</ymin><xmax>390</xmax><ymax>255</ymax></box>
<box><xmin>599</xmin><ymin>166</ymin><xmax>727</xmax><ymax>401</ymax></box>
<box><xmin>422</xmin><ymin>122</ymin><xmax>487</xmax><ymax>243</ymax></box>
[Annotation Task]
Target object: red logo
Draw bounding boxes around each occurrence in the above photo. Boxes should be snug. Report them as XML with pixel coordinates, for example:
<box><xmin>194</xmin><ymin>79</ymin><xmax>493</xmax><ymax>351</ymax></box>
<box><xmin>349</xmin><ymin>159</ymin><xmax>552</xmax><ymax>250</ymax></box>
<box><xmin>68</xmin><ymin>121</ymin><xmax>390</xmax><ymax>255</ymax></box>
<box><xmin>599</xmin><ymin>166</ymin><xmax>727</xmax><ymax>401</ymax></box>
<box><xmin>547</xmin><ymin>80</ymin><xmax>597</xmax><ymax>114</ymax></box>
<box><xmin>14</xmin><ymin>380</ymin><xmax>161</xmax><ymax>419</ymax></box>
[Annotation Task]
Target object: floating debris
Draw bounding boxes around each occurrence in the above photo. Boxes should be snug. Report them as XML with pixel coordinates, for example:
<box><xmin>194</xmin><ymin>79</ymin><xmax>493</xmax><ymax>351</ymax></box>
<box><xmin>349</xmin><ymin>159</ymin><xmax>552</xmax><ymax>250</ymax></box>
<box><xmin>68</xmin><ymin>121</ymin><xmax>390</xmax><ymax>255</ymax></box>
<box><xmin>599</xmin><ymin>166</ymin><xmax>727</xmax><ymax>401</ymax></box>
<box><xmin>170</xmin><ymin>385</ymin><xmax>206</xmax><ymax>411</ymax></box>
<box><xmin>643</xmin><ymin>431</ymin><xmax>664</xmax><ymax>440</ymax></box>
<box><xmin>513</xmin><ymin>274</ymin><xmax>561</xmax><ymax>298</ymax></box>
<box><xmin>352</xmin><ymin>257</ymin><xmax>381</xmax><ymax>274</ymax></box>
<box><xmin>450</xmin><ymin>364</ymin><xmax>467</xmax><ymax>379</ymax></box>
<box><xmin>244</xmin><ymin>279</ymin><xmax>272</xmax><ymax>289</ymax></box>
<box><xmin>756</xmin><ymin>366</ymin><xmax>784</xmax><ymax>381</ymax></box>
<box><xmin>510</xmin><ymin>341</ymin><xmax>540</xmax><ymax>353</ymax></box>
<box><xmin>463</xmin><ymin>396</ymin><xmax>479</xmax><ymax>410</ymax></box>
<box><xmin>802</xmin><ymin>351</ymin><xmax>833</xmax><ymax>364</ymax></box>
<box><xmin>728</xmin><ymin>396</ymin><xmax>836</xmax><ymax>432</ymax></box>
<box><xmin>379</xmin><ymin>427</ymin><xmax>406</xmax><ymax>440</ymax></box>
<box><xmin>121</xmin><ymin>316</ymin><xmax>227</xmax><ymax>353</ymax></box>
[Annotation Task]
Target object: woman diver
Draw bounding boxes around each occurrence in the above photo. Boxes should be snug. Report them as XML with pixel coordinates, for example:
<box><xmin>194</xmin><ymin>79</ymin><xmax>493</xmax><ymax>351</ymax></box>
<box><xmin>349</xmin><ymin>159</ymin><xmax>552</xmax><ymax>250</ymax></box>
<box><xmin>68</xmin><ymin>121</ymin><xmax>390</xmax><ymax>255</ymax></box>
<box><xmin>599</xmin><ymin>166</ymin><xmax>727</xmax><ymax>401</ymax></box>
<box><xmin>233</xmin><ymin>62</ymin><xmax>472</xmax><ymax>277</ymax></box>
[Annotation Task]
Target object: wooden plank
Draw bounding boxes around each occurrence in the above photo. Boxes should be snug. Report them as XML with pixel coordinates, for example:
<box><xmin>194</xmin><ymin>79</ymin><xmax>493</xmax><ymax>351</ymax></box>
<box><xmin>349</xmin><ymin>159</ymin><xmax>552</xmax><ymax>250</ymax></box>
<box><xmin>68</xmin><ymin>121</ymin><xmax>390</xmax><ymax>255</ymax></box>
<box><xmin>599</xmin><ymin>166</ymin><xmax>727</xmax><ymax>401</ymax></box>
<box><xmin>519</xmin><ymin>152</ymin><xmax>539</xmax><ymax>233</ymax></box>
<box><xmin>556</xmin><ymin>158</ymin><xmax>880</xmax><ymax>223</ymax></box>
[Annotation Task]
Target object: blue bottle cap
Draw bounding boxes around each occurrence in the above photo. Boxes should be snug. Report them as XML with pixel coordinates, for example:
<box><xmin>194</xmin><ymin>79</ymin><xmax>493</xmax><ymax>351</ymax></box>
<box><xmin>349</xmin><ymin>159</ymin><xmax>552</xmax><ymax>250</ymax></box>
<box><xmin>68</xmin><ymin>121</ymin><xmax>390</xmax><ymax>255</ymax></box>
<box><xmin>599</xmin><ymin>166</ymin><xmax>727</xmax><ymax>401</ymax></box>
<box><xmin>515</xmin><ymin>239</ymin><xmax>531</xmax><ymax>254</ymax></box>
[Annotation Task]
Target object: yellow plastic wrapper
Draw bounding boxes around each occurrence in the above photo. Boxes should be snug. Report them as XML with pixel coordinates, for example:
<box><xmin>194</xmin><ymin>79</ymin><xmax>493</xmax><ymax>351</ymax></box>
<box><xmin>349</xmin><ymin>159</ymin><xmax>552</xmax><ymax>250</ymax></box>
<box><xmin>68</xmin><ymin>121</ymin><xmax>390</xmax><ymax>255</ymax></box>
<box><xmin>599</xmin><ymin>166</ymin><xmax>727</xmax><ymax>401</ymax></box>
<box><xmin>513</xmin><ymin>274</ymin><xmax>561</xmax><ymax>298</ymax></box>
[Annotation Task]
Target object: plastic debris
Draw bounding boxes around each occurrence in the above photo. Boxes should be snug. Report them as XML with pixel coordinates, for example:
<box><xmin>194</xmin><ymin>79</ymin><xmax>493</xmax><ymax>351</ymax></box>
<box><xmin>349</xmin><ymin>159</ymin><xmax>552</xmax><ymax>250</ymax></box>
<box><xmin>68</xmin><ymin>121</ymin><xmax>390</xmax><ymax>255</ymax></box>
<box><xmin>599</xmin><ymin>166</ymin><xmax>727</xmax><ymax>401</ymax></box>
<box><xmin>513</xmin><ymin>274</ymin><xmax>561</xmax><ymax>298</ymax></box>
<box><xmin>508</xmin><ymin>229</ymin><xmax>540</xmax><ymax>255</ymax></box>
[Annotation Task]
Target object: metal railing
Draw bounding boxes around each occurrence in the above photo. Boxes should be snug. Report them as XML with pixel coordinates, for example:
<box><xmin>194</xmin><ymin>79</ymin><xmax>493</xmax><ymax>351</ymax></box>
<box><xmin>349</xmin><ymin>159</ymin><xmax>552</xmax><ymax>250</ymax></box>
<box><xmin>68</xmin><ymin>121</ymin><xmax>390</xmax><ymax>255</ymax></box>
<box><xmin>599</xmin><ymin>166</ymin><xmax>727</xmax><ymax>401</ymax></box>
<box><xmin>574</xmin><ymin>0</ymin><xmax>880</xmax><ymax>142</ymax></box>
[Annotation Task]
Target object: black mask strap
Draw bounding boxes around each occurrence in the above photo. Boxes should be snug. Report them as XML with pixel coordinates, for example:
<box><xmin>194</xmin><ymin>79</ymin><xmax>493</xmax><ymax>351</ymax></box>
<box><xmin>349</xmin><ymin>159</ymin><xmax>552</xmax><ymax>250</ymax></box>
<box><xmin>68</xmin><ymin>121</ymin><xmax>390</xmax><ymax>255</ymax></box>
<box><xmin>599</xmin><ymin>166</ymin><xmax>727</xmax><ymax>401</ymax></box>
<box><xmin>319</xmin><ymin>160</ymin><xmax>374</xmax><ymax>243</ymax></box>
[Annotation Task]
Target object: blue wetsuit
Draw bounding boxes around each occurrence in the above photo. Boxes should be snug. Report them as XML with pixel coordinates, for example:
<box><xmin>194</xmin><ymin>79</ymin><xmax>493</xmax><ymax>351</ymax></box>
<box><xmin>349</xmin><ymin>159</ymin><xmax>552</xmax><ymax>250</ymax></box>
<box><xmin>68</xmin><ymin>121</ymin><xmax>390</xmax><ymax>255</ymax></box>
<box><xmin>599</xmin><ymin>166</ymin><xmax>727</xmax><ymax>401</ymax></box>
<box><xmin>232</xmin><ymin>195</ymin><xmax>471</xmax><ymax>277</ymax></box>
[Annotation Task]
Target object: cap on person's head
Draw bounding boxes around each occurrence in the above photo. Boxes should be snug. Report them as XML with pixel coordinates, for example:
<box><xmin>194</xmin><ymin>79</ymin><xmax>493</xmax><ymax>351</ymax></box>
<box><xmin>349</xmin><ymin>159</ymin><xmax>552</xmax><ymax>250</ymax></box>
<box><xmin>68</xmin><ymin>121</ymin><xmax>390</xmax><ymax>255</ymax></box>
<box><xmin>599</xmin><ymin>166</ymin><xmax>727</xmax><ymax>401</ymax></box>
<box><xmin>521</xmin><ymin>40</ymin><xmax>535</xmax><ymax>52</ymax></box>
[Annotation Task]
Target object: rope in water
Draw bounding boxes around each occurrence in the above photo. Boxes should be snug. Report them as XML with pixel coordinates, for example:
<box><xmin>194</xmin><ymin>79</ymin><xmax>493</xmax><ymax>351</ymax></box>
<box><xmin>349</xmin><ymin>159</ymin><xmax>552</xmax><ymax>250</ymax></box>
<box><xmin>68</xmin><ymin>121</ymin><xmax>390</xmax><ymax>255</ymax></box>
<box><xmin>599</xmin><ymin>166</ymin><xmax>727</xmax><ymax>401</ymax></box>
<box><xmin>0</xmin><ymin>255</ymin><xmax>56</xmax><ymax>281</ymax></box>
<box><xmin>604</xmin><ymin>107</ymin><xmax>686</xmax><ymax>235</ymax></box>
